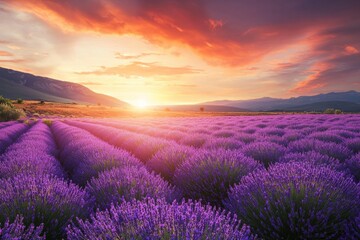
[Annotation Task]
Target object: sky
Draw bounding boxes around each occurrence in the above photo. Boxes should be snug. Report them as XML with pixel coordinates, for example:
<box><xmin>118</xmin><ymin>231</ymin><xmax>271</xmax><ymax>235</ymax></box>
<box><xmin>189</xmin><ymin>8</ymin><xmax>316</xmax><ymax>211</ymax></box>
<box><xmin>0</xmin><ymin>0</ymin><xmax>360</xmax><ymax>106</ymax></box>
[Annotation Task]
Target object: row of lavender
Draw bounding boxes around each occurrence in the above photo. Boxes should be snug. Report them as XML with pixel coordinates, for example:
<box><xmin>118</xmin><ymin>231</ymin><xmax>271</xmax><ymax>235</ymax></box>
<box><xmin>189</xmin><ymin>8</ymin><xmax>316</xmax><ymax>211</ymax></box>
<box><xmin>0</xmin><ymin>115</ymin><xmax>359</xmax><ymax>239</ymax></box>
<box><xmin>80</xmin><ymin>116</ymin><xmax>360</xmax><ymax>182</ymax></box>
<box><xmin>69</xmin><ymin>115</ymin><xmax>360</xmax><ymax>239</ymax></box>
<box><xmin>0</xmin><ymin>121</ymin><xmax>252</xmax><ymax>239</ymax></box>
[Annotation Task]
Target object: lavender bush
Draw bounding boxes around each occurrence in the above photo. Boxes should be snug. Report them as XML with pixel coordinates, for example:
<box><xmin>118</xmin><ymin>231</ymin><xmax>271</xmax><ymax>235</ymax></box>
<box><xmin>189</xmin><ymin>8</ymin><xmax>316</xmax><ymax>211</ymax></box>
<box><xmin>242</xmin><ymin>141</ymin><xmax>287</xmax><ymax>167</ymax></box>
<box><xmin>146</xmin><ymin>144</ymin><xmax>195</xmax><ymax>182</ymax></box>
<box><xmin>86</xmin><ymin>166</ymin><xmax>179</xmax><ymax>210</ymax></box>
<box><xmin>0</xmin><ymin>122</ymin><xmax>29</xmax><ymax>153</ymax></box>
<box><xmin>51</xmin><ymin>121</ymin><xmax>141</xmax><ymax>185</ymax></box>
<box><xmin>226</xmin><ymin>162</ymin><xmax>360</xmax><ymax>239</ymax></box>
<box><xmin>0</xmin><ymin>122</ymin><xmax>65</xmax><ymax>178</ymax></box>
<box><xmin>67</xmin><ymin>198</ymin><xmax>255</xmax><ymax>239</ymax></box>
<box><xmin>0</xmin><ymin>216</ymin><xmax>45</xmax><ymax>240</ymax></box>
<box><xmin>174</xmin><ymin>149</ymin><xmax>263</xmax><ymax>206</ymax></box>
<box><xmin>345</xmin><ymin>153</ymin><xmax>360</xmax><ymax>182</ymax></box>
<box><xmin>0</xmin><ymin>174</ymin><xmax>93</xmax><ymax>238</ymax></box>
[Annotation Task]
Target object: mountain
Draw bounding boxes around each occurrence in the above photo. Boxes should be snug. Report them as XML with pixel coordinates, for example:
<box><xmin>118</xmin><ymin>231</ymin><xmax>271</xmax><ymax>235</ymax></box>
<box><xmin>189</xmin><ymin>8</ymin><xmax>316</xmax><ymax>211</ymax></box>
<box><xmin>202</xmin><ymin>91</ymin><xmax>360</xmax><ymax>112</ymax></box>
<box><xmin>279</xmin><ymin>101</ymin><xmax>360</xmax><ymax>112</ymax></box>
<box><xmin>153</xmin><ymin>104</ymin><xmax>249</xmax><ymax>112</ymax></box>
<box><xmin>0</xmin><ymin>67</ymin><xmax>129</xmax><ymax>107</ymax></box>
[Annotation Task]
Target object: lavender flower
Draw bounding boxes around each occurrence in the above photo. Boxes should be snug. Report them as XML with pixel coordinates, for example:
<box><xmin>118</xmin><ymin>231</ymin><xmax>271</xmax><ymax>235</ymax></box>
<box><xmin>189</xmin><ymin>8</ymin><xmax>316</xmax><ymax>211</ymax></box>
<box><xmin>67</xmin><ymin>198</ymin><xmax>255</xmax><ymax>239</ymax></box>
<box><xmin>0</xmin><ymin>216</ymin><xmax>45</xmax><ymax>240</ymax></box>
<box><xmin>146</xmin><ymin>144</ymin><xmax>195</xmax><ymax>182</ymax></box>
<box><xmin>86</xmin><ymin>166</ymin><xmax>179</xmax><ymax>210</ymax></box>
<box><xmin>174</xmin><ymin>149</ymin><xmax>263</xmax><ymax>206</ymax></box>
<box><xmin>242</xmin><ymin>141</ymin><xmax>287</xmax><ymax>167</ymax></box>
<box><xmin>0</xmin><ymin>122</ymin><xmax>29</xmax><ymax>153</ymax></box>
<box><xmin>0</xmin><ymin>122</ymin><xmax>65</xmax><ymax>178</ymax></box>
<box><xmin>226</xmin><ymin>162</ymin><xmax>360</xmax><ymax>239</ymax></box>
<box><xmin>51</xmin><ymin>121</ymin><xmax>141</xmax><ymax>185</ymax></box>
<box><xmin>0</xmin><ymin>174</ymin><xmax>93</xmax><ymax>238</ymax></box>
<box><xmin>289</xmin><ymin>139</ymin><xmax>352</xmax><ymax>161</ymax></box>
<box><xmin>279</xmin><ymin>151</ymin><xmax>343</xmax><ymax>171</ymax></box>
<box><xmin>203</xmin><ymin>137</ymin><xmax>244</xmax><ymax>150</ymax></box>
<box><xmin>345</xmin><ymin>138</ymin><xmax>360</xmax><ymax>153</ymax></box>
<box><xmin>179</xmin><ymin>133</ymin><xmax>208</xmax><ymax>148</ymax></box>
<box><xmin>345</xmin><ymin>153</ymin><xmax>360</xmax><ymax>182</ymax></box>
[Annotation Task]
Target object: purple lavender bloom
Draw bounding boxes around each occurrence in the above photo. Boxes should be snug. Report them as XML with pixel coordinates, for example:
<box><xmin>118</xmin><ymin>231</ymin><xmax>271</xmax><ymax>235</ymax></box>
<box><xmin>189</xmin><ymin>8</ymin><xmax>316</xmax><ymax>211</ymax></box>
<box><xmin>179</xmin><ymin>133</ymin><xmax>208</xmax><ymax>148</ymax></box>
<box><xmin>66</xmin><ymin>120</ymin><xmax>174</xmax><ymax>163</ymax></box>
<box><xmin>279</xmin><ymin>151</ymin><xmax>343</xmax><ymax>171</ymax></box>
<box><xmin>213</xmin><ymin>130</ymin><xmax>235</xmax><ymax>138</ymax></box>
<box><xmin>86</xmin><ymin>166</ymin><xmax>179</xmax><ymax>210</ymax></box>
<box><xmin>146</xmin><ymin>144</ymin><xmax>195</xmax><ymax>182</ymax></box>
<box><xmin>313</xmin><ymin>141</ymin><xmax>352</xmax><ymax>161</ymax></box>
<box><xmin>308</xmin><ymin>131</ymin><xmax>345</xmax><ymax>144</ymax></box>
<box><xmin>174</xmin><ymin>149</ymin><xmax>263</xmax><ymax>206</ymax></box>
<box><xmin>0</xmin><ymin>174</ymin><xmax>93</xmax><ymax>238</ymax></box>
<box><xmin>288</xmin><ymin>139</ymin><xmax>352</xmax><ymax>161</ymax></box>
<box><xmin>0</xmin><ymin>122</ymin><xmax>29</xmax><ymax>153</ymax></box>
<box><xmin>345</xmin><ymin>138</ymin><xmax>360</xmax><ymax>153</ymax></box>
<box><xmin>236</xmin><ymin>133</ymin><xmax>256</xmax><ymax>144</ymax></box>
<box><xmin>51</xmin><ymin>121</ymin><xmax>141</xmax><ymax>185</ymax></box>
<box><xmin>344</xmin><ymin>153</ymin><xmax>360</xmax><ymax>182</ymax></box>
<box><xmin>0</xmin><ymin>122</ymin><xmax>65</xmax><ymax>178</ymax></box>
<box><xmin>259</xmin><ymin>128</ymin><xmax>286</xmax><ymax>137</ymax></box>
<box><xmin>203</xmin><ymin>137</ymin><xmax>244</xmax><ymax>150</ymax></box>
<box><xmin>121</xmin><ymin>135</ymin><xmax>172</xmax><ymax>162</ymax></box>
<box><xmin>226</xmin><ymin>162</ymin><xmax>360</xmax><ymax>239</ymax></box>
<box><xmin>0</xmin><ymin>216</ymin><xmax>45</xmax><ymax>240</ymax></box>
<box><xmin>242</xmin><ymin>141</ymin><xmax>287</xmax><ymax>167</ymax></box>
<box><xmin>67</xmin><ymin>198</ymin><xmax>255</xmax><ymax>239</ymax></box>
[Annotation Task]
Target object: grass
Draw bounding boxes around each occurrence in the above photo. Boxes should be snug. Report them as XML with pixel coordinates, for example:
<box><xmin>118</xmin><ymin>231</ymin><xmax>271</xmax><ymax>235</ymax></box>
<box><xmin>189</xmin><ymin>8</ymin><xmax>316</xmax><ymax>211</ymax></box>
<box><xmin>13</xmin><ymin>100</ymin><xmax>297</xmax><ymax>118</ymax></box>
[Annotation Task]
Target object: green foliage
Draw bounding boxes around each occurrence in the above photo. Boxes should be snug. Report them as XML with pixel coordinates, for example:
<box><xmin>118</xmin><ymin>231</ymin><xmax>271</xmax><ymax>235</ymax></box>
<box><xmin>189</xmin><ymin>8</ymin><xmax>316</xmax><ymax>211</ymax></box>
<box><xmin>324</xmin><ymin>108</ymin><xmax>335</xmax><ymax>114</ymax></box>
<box><xmin>16</xmin><ymin>98</ymin><xmax>24</xmax><ymax>104</ymax></box>
<box><xmin>43</xmin><ymin>119</ymin><xmax>53</xmax><ymax>126</ymax></box>
<box><xmin>39</xmin><ymin>100</ymin><xmax>45</xmax><ymax>104</ymax></box>
<box><xmin>0</xmin><ymin>104</ymin><xmax>25</xmax><ymax>122</ymax></box>
<box><xmin>335</xmin><ymin>109</ymin><xmax>342</xmax><ymax>114</ymax></box>
<box><xmin>0</xmin><ymin>96</ymin><xmax>13</xmax><ymax>107</ymax></box>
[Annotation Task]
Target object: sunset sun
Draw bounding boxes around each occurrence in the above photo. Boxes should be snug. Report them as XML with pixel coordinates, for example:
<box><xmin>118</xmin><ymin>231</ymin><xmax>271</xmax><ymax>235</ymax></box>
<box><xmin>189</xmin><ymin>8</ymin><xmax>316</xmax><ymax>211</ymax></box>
<box><xmin>134</xmin><ymin>98</ymin><xmax>148</xmax><ymax>109</ymax></box>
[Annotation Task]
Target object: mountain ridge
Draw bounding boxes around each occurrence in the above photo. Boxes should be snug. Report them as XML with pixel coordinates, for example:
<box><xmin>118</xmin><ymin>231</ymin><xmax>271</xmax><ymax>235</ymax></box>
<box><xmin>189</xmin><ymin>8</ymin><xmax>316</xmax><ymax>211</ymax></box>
<box><xmin>201</xmin><ymin>90</ymin><xmax>360</xmax><ymax>111</ymax></box>
<box><xmin>0</xmin><ymin>67</ymin><xmax>129</xmax><ymax>107</ymax></box>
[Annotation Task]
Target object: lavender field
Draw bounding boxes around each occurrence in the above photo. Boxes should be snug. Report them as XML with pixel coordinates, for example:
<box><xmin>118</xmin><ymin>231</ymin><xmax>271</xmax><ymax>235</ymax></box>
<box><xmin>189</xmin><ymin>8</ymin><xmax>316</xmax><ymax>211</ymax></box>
<box><xmin>0</xmin><ymin>114</ymin><xmax>360</xmax><ymax>239</ymax></box>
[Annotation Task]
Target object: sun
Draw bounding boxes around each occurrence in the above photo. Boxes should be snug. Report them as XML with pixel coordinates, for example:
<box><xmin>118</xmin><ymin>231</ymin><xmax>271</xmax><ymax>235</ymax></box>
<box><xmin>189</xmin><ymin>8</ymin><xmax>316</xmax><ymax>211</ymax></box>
<box><xmin>134</xmin><ymin>98</ymin><xmax>148</xmax><ymax>108</ymax></box>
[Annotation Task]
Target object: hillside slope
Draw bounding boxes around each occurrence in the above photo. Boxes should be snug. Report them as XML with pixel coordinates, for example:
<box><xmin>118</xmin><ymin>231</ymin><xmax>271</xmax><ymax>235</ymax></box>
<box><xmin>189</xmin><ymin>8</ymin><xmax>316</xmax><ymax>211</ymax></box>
<box><xmin>0</xmin><ymin>67</ymin><xmax>129</xmax><ymax>107</ymax></box>
<box><xmin>202</xmin><ymin>91</ymin><xmax>360</xmax><ymax>111</ymax></box>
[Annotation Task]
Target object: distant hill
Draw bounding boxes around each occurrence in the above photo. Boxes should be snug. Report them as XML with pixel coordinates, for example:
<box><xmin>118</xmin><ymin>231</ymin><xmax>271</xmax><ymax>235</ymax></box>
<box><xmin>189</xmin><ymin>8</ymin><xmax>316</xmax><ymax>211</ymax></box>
<box><xmin>280</xmin><ymin>101</ymin><xmax>360</xmax><ymax>112</ymax></box>
<box><xmin>0</xmin><ymin>67</ymin><xmax>129</xmax><ymax>107</ymax></box>
<box><xmin>153</xmin><ymin>104</ymin><xmax>249</xmax><ymax>112</ymax></box>
<box><xmin>202</xmin><ymin>91</ymin><xmax>360</xmax><ymax>112</ymax></box>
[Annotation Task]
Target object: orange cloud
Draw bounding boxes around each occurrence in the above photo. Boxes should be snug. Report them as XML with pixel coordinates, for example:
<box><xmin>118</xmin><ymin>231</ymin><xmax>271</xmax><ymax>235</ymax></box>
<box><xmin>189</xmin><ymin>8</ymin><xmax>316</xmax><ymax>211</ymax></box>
<box><xmin>2</xmin><ymin>0</ymin><xmax>337</xmax><ymax>67</ymax></box>
<box><xmin>115</xmin><ymin>52</ymin><xmax>162</xmax><ymax>60</ymax></box>
<box><xmin>76</xmin><ymin>61</ymin><xmax>201</xmax><ymax>77</ymax></box>
<box><xmin>345</xmin><ymin>45</ymin><xmax>359</xmax><ymax>55</ymax></box>
<box><xmin>291</xmin><ymin>53</ymin><xmax>360</xmax><ymax>94</ymax></box>
<box><xmin>0</xmin><ymin>50</ymin><xmax>12</xmax><ymax>56</ymax></box>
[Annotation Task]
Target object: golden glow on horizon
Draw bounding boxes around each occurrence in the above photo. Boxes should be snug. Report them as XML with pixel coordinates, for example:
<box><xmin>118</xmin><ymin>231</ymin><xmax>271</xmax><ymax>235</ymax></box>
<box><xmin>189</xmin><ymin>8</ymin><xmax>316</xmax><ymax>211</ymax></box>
<box><xmin>133</xmin><ymin>98</ymin><xmax>149</xmax><ymax>109</ymax></box>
